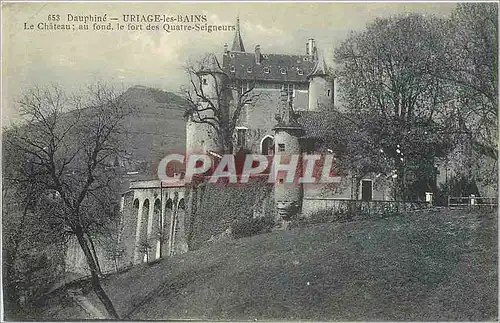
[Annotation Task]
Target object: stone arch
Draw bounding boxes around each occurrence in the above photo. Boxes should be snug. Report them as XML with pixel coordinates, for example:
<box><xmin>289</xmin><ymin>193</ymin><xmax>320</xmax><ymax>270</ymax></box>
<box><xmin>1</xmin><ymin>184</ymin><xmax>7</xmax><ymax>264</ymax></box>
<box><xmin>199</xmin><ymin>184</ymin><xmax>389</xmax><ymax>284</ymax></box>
<box><xmin>260</xmin><ymin>135</ymin><xmax>274</xmax><ymax>155</ymax></box>
<box><xmin>153</xmin><ymin>199</ymin><xmax>162</xmax><ymax>260</ymax></box>
<box><xmin>139</xmin><ymin>199</ymin><xmax>150</xmax><ymax>262</ymax></box>
<box><xmin>172</xmin><ymin>198</ymin><xmax>188</xmax><ymax>255</ymax></box>
<box><xmin>132</xmin><ymin>198</ymin><xmax>141</xmax><ymax>263</ymax></box>
<box><xmin>165</xmin><ymin>198</ymin><xmax>174</xmax><ymax>257</ymax></box>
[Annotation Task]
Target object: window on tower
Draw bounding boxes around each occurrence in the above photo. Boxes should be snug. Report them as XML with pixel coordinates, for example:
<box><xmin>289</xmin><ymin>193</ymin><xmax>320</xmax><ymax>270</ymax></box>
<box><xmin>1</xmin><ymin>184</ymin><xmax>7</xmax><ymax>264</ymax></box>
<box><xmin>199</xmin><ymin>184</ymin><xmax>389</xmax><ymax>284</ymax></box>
<box><xmin>327</xmin><ymin>89</ymin><xmax>331</xmax><ymax>97</ymax></box>
<box><xmin>237</xmin><ymin>128</ymin><xmax>247</xmax><ymax>148</ymax></box>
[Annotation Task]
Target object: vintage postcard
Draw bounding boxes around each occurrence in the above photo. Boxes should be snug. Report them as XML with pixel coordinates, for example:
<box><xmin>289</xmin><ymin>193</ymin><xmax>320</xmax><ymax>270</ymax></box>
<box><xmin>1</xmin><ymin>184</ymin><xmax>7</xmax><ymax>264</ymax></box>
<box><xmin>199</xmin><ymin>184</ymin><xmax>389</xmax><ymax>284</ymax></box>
<box><xmin>1</xmin><ymin>1</ymin><xmax>498</xmax><ymax>321</ymax></box>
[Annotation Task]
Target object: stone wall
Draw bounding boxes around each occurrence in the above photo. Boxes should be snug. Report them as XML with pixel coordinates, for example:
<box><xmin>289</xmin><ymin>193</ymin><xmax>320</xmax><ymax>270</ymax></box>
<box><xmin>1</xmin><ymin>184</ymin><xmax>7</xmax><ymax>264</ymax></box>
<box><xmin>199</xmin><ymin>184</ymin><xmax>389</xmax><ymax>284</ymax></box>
<box><xmin>302</xmin><ymin>198</ymin><xmax>431</xmax><ymax>217</ymax></box>
<box><xmin>186</xmin><ymin>178</ymin><xmax>275</xmax><ymax>250</ymax></box>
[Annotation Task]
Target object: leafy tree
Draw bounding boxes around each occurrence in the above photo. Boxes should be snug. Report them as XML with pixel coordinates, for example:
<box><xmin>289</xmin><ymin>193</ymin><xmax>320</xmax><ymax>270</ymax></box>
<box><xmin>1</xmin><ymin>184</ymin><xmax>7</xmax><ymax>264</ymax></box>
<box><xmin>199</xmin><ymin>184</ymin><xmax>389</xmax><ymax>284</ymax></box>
<box><xmin>430</xmin><ymin>3</ymin><xmax>498</xmax><ymax>196</ymax></box>
<box><xmin>182</xmin><ymin>54</ymin><xmax>265</xmax><ymax>154</ymax></box>
<box><xmin>3</xmin><ymin>84</ymin><xmax>134</xmax><ymax>319</ymax></box>
<box><xmin>334</xmin><ymin>14</ymin><xmax>457</xmax><ymax>200</ymax></box>
<box><xmin>442</xmin><ymin>3</ymin><xmax>498</xmax><ymax>160</ymax></box>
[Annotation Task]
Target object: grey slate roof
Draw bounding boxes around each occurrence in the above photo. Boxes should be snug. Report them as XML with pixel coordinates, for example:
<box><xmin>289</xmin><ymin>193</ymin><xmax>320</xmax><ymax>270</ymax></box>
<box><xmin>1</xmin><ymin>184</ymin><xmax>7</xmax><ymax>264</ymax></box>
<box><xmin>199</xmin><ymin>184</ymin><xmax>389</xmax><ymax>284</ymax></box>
<box><xmin>296</xmin><ymin>110</ymin><xmax>339</xmax><ymax>139</ymax></box>
<box><xmin>222</xmin><ymin>51</ymin><xmax>317</xmax><ymax>83</ymax></box>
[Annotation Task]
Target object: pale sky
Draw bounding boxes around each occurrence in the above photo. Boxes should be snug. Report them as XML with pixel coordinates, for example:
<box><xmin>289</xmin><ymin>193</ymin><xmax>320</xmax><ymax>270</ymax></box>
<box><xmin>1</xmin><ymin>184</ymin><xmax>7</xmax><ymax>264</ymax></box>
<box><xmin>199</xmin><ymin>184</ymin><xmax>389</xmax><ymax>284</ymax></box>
<box><xmin>1</xmin><ymin>2</ymin><xmax>457</xmax><ymax>126</ymax></box>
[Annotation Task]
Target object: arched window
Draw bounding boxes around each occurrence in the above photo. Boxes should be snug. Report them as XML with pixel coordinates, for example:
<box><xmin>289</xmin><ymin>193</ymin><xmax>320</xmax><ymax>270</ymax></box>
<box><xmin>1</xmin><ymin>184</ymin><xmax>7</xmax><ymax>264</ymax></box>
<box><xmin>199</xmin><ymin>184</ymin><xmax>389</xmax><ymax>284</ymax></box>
<box><xmin>178</xmin><ymin>198</ymin><xmax>185</xmax><ymax>210</ymax></box>
<box><xmin>165</xmin><ymin>199</ymin><xmax>173</xmax><ymax>211</ymax></box>
<box><xmin>261</xmin><ymin>136</ymin><xmax>274</xmax><ymax>155</ymax></box>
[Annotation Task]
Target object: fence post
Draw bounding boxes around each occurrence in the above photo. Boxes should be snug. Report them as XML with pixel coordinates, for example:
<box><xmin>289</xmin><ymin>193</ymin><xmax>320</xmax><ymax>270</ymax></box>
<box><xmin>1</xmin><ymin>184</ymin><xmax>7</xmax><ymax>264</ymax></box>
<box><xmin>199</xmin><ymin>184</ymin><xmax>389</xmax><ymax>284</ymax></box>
<box><xmin>425</xmin><ymin>192</ymin><xmax>433</xmax><ymax>207</ymax></box>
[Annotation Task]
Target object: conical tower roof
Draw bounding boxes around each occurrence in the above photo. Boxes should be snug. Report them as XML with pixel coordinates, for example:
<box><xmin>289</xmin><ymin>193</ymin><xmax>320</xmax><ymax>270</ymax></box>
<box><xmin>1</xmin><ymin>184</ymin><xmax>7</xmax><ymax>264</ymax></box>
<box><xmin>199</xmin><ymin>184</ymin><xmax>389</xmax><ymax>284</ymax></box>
<box><xmin>307</xmin><ymin>52</ymin><xmax>328</xmax><ymax>78</ymax></box>
<box><xmin>231</xmin><ymin>17</ymin><xmax>245</xmax><ymax>52</ymax></box>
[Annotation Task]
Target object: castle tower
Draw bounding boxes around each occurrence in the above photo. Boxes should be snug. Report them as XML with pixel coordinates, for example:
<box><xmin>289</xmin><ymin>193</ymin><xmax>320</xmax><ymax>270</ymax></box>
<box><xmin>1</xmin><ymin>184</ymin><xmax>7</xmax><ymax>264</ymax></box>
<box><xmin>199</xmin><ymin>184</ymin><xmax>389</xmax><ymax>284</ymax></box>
<box><xmin>186</xmin><ymin>54</ymin><xmax>228</xmax><ymax>154</ymax></box>
<box><xmin>307</xmin><ymin>52</ymin><xmax>334</xmax><ymax>111</ymax></box>
<box><xmin>273</xmin><ymin>90</ymin><xmax>305</xmax><ymax>221</ymax></box>
<box><xmin>231</xmin><ymin>17</ymin><xmax>245</xmax><ymax>52</ymax></box>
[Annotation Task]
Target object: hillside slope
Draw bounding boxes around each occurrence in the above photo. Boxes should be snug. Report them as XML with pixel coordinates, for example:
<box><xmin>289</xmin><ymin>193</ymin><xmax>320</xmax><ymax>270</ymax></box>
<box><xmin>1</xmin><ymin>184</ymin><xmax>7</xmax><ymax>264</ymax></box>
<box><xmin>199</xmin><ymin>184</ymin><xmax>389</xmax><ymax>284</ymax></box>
<box><xmin>35</xmin><ymin>208</ymin><xmax>497</xmax><ymax>321</ymax></box>
<box><xmin>121</xmin><ymin>85</ymin><xmax>187</xmax><ymax>178</ymax></box>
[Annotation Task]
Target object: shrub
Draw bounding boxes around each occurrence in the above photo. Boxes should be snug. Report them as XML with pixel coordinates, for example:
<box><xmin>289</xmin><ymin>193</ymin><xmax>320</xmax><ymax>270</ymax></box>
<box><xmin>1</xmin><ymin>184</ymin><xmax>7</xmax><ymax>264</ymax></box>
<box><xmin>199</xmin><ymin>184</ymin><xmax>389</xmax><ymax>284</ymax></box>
<box><xmin>378</xmin><ymin>203</ymin><xmax>401</xmax><ymax>218</ymax></box>
<box><xmin>232</xmin><ymin>216</ymin><xmax>275</xmax><ymax>239</ymax></box>
<box><xmin>291</xmin><ymin>207</ymin><xmax>356</xmax><ymax>228</ymax></box>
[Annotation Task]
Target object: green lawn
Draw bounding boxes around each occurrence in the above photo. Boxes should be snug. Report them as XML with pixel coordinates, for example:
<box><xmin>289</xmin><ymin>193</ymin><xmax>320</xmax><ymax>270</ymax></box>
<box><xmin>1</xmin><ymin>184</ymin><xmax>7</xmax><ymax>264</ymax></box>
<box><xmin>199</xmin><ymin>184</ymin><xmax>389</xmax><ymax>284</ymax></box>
<box><xmin>36</xmin><ymin>208</ymin><xmax>497</xmax><ymax>321</ymax></box>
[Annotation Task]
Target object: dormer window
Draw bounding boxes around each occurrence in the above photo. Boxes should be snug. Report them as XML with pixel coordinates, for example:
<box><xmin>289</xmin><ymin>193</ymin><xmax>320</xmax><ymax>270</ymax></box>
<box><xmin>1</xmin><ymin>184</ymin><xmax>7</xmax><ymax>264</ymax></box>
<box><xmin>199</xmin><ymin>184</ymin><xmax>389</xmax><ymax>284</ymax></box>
<box><xmin>263</xmin><ymin>67</ymin><xmax>270</xmax><ymax>74</ymax></box>
<box><xmin>230</xmin><ymin>53</ymin><xmax>235</xmax><ymax>58</ymax></box>
<box><xmin>280</xmin><ymin>68</ymin><xmax>286</xmax><ymax>75</ymax></box>
<box><xmin>297</xmin><ymin>69</ymin><xmax>304</xmax><ymax>75</ymax></box>
<box><xmin>303</xmin><ymin>57</ymin><xmax>308</xmax><ymax>61</ymax></box>
<box><xmin>247</xmin><ymin>67</ymin><xmax>252</xmax><ymax>73</ymax></box>
<box><xmin>230</xmin><ymin>66</ymin><xmax>235</xmax><ymax>72</ymax></box>
<box><xmin>202</xmin><ymin>77</ymin><xmax>208</xmax><ymax>85</ymax></box>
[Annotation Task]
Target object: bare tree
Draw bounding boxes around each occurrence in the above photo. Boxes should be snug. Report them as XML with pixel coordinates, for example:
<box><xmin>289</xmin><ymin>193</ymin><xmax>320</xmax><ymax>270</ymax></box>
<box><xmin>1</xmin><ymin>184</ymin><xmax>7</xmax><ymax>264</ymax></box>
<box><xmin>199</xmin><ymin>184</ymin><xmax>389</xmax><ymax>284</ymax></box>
<box><xmin>182</xmin><ymin>54</ymin><xmax>264</xmax><ymax>154</ymax></box>
<box><xmin>137</xmin><ymin>238</ymin><xmax>154</xmax><ymax>263</ymax></box>
<box><xmin>2</xmin><ymin>138</ymin><xmax>64</xmax><ymax>318</ymax></box>
<box><xmin>3</xmin><ymin>83</ymin><xmax>134</xmax><ymax>319</ymax></box>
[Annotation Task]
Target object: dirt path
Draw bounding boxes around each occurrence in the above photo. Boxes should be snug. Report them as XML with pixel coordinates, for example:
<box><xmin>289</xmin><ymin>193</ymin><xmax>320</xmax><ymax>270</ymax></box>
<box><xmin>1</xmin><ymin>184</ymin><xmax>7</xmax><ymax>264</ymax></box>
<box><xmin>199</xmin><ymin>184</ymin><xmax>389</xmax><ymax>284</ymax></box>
<box><xmin>67</xmin><ymin>289</ymin><xmax>106</xmax><ymax>319</ymax></box>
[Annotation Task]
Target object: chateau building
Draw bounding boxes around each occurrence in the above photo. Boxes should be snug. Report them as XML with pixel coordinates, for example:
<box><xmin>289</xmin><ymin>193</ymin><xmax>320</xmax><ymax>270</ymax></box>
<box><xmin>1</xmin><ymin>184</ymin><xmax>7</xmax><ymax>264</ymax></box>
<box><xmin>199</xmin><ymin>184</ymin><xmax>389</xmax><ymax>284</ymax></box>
<box><xmin>186</xmin><ymin>18</ymin><xmax>335</xmax><ymax>155</ymax></box>
<box><xmin>69</xmin><ymin>18</ymin><xmax>483</xmax><ymax>274</ymax></box>
<box><xmin>110</xmin><ymin>19</ymin><xmax>390</xmax><ymax>269</ymax></box>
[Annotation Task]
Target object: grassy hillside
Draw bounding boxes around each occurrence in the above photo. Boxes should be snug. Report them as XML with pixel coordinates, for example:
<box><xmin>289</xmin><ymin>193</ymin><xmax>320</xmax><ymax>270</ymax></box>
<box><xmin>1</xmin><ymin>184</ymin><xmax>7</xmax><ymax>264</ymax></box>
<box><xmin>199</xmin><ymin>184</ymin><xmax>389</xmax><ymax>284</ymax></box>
<box><xmin>34</xmin><ymin>208</ymin><xmax>496</xmax><ymax>321</ymax></box>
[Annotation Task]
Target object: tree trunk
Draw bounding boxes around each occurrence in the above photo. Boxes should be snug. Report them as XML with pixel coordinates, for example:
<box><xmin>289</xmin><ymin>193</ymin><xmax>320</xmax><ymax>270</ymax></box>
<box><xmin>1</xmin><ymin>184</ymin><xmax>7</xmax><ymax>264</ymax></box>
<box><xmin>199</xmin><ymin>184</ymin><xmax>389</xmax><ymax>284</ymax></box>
<box><xmin>75</xmin><ymin>229</ymin><xmax>120</xmax><ymax>319</ymax></box>
<box><xmin>86</xmin><ymin>234</ymin><xmax>103</xmax><ymax>277</ymax></box>
<box><xmin>3</xmin><ymin>249</ymin><xmax>21</xmax><ymax>319</ymax></box>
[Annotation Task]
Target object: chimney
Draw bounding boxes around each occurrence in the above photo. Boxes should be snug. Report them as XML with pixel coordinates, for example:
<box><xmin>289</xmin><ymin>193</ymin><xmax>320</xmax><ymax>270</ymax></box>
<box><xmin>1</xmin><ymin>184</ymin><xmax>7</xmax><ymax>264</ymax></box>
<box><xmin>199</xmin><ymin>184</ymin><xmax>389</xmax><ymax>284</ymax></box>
<box><xmin>307</xmin><ymin>38</ymin><xmax>317</xmax><ymax>60</ymax></box>
<box><xmin>223</xmin><ymin>43</ymin><xmax>229</xmax><ymax>54</ymax></box>
<box><xmin>255</xmin><ymin>44</ymin><xmax>261</xmax><ymax>64</ymax></box>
